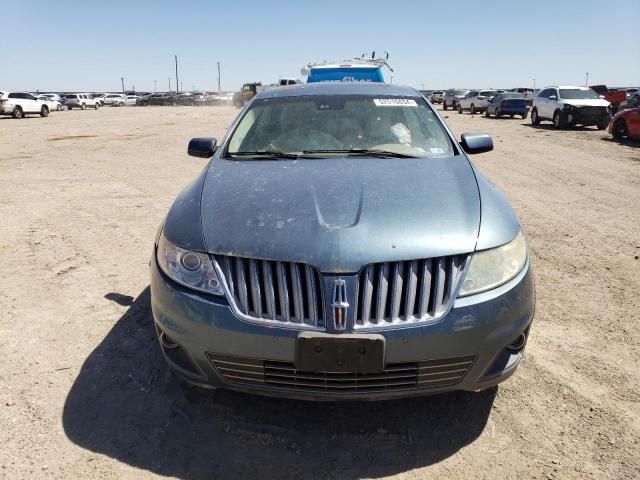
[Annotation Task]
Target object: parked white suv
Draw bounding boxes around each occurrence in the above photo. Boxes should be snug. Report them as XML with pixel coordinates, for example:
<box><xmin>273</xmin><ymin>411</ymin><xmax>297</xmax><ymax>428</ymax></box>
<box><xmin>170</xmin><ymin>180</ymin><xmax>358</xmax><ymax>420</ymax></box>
<box><xmin>531</xmin><ymin>86</ymin><xmax>611</xmax><ymax>129</ymax></box>
<box><xmin>64</xmin><ymin>93</ymin><xmax>99</xmax><ymax>110</ymax></box>
<box><xmin>0</xmin><ymin>91</ymin><xmax>51</xmax><ymax>118</ymax></box>
<box><xmin>457</xmin><ymin>89</ymin><xmax>500</xmax><ymax>114</ymax></box>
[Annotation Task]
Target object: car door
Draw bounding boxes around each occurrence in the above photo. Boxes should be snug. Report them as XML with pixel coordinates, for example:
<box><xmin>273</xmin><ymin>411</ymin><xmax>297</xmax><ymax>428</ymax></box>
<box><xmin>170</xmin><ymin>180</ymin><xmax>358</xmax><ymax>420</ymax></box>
<box><xmin>22</xmin><ymin>93</ymin><xmax>38</xmax><ymax>113</ymax></box>
<box><xmin>536</xmin><ymin>89</ymin><xmax>550</xmax><ymax>118</ymax></box>
<box><xmin>488</xmin><ymin>95</ymin><xmax>500</xmax><ymax>114</ymax></box>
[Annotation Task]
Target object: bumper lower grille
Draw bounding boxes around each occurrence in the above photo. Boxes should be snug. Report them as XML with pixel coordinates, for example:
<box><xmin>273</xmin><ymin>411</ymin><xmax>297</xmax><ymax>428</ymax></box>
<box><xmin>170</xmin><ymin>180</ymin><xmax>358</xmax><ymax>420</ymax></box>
<box><xmin>215</xmin><ymin>255</ymin><xmax>324</xmax><ymax>328</ymax></box>
<box><xmin>208</xmin><ymin>353</ymin><xmax>476</xmax><ymax>394</ymax></box>
<box><xmin>355</xmin><ymin>255</ymin><xmax>467</xmax><ymax>329</ymax></box>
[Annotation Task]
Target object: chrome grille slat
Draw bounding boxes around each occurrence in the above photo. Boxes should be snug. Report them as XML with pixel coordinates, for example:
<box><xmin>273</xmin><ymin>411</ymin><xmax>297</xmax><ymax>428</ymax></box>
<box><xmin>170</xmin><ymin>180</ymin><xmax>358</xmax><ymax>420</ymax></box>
<box><xmin>215</xmin><ymin>255</ymin><xmax>323</xmax><ymax>328</ymax></box>
<box><xmin>404</xmin><ymin>261</ymin><xmax>418</xmax><ymax>320</ymax></box>
<box><xmin>418</xmin><ymin>259</ymin><xmax>432</xmax><ymax>318</ymax></box>
<box><xmin>262</xmin><ymin>261</ymin><xmax>276</xmax><ymax>320</ymax></box>
<box><xmin>208</xmin><ymin>353</ymin><xmax>475</xmax><ymax>394</ymax></box>
<box><xmin>375</xmin><ymin>263</ymin><xmax>390</xmax><ymax>324</ymax></box>
<box><xmin>304</xmin><ymin>265</ymin><xmax>318</xmax><ymax>325</ymax></box>
<box><xmin>235</xmin><ymin>257</ymin><xmax>248</xmax><ymax>314</ymax></box>
<box><xmin>276</xmin><ymin>261</ymin><xmax>290</xmax><ymax>321</ymax></box>
<box><xmin>356</xmin><ymin>255</ymin><xmax>468</xmax><ymax>329</ymax></box>
<box><xmin>249</xmin><ymin>259</ymin><xmax>262</xmax><ymax>318</ymax></box>
<box><xmin>290</xmin><ymin>263</ymin><xmax>304</xmax><ymax>322</ymax></box>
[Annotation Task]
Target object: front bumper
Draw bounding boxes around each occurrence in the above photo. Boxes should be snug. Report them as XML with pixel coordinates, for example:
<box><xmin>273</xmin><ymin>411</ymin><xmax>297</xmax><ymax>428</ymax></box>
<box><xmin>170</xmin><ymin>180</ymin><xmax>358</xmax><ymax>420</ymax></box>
<box><xmin>150</xmin><ymin>255</ymin><xmax>535</xmax><ymax>400</ymax></box>
<box><xmin>563</xmin><ymin>108</ymin><xmax>610</xmax><ymax>126</ymax></box>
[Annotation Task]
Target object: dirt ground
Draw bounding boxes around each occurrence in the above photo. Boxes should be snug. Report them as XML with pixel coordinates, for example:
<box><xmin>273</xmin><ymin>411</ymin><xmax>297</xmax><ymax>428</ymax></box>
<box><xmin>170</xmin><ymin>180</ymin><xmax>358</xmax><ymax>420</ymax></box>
<box><xmin>1</xmin><ymin>104</ymin><xmax>639</xmax><ymax>480</ymax></box>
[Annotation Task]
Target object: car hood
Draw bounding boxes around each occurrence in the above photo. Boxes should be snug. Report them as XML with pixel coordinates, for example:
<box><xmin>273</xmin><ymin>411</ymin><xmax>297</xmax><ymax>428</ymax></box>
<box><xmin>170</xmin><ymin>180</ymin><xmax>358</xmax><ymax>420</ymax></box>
<box><xmin>562</xmin><ymin>99</ymin><xmax>610</xmax><ymax>107</ymax></box>
<box><xmin>200</xmin><ymin>156</ymin><xmax>480</xmax><ymax>273</ymax></box>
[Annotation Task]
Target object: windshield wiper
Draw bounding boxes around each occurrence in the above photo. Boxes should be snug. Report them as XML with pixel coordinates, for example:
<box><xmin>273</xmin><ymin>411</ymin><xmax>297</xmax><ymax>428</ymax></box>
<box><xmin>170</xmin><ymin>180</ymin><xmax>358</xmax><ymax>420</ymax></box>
<box><xmin>228</xmin><ymin>150</ymin><xmax>302</xmax><ymax>159</ymax></box>
<box><xmin>302</xmin><ymin>148</ymin><xmax>418</xmax><ymax>158</ymax></box>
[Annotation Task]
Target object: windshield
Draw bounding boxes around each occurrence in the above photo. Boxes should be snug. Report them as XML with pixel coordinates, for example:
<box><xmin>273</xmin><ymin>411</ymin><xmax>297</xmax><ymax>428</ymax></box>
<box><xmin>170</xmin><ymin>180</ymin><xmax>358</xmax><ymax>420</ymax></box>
<box><xmin>226</xmin><ymin>95</ymin><xmax>454</xmax><ymax>158</ymax></box>
<box><xmin>559</xmin><ymin>89</ymin><xmax>600</xmax><ymax>100</ymax></box>
<box><xmin>454</xmin><ymin>90</ymin><xmax>468</xmax><ymax>96</ymax></box>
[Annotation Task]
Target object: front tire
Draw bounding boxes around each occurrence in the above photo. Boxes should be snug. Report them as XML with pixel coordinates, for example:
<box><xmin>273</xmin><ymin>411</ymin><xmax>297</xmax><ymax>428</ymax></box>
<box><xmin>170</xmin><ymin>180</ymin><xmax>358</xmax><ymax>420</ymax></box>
<box><xmin>531</xmin><ymin>108</ymin><xmax>540</xmax><ymax>125</ymax></box>
<box><xmin>95</xmin><ymin>103</ymin><xmax>100</xmax><ymax>110</ymax></box>
<box><xmin>56</xmin><ymin>105</ymin><xmax>62</xmax><ymax>111</ymax></box>
<box><xmin>612</xmin><ymin>120</ymin><xmax>628</xmax><ymax>139</ymax></box>
<box><xmin>521</xmin><ymin>112</ymin><xmax>528</xmax><ymax>119</ymax></box>
<box><xmin>81</xmin><ymin>103</ymin><xmax>86</xmax><ymax>110</ymax></box>
<box><xmin>12</xmin><ymin>106</ymin><xmax>24</xmax><ymax>119</ymax></box>
<box><xmin>496</xmin><ymin>110</ymin><xmax>502</xmax><ymax>118</ymax></box>
<box><xmin>597</xmin><ymin>117</ymin><xmax>610</xmax><ymax>131</ymax></box>
<box><xmin>458</xmin><ymin>104</ymin><xmax>463</xmax><ymax>114</ymax></box>
<box><xmin>443</xmin><ymin>101</ymin><xmax>448</xmax><ymax>111</ymax></box>
<box><xmin>40</xmin><ymin>106</ymin><xmax>49</xmax><ymax>117</ymax></box>
<box><xmin>470</xmin><ymin>104</ymin><xmax>476</xmax><ymax>115</ymax></box>
<box><xmin>485</xmin><ymin>108</ymin><xmax>491</xmax><ymax>118</ymax></box>
<box><xmin>553</xmin><ymin>110</ymin><xmax>565</xmax><ymax>129</ymax></box>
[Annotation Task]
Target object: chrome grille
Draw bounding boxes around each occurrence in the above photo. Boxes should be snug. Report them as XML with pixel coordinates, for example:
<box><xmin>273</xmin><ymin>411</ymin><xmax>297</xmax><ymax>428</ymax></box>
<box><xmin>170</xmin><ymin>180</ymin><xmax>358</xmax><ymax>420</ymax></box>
<box><xmin>208</xmin><ymin>353</ymin><xmax>476</xmax><ymax>393</ymax></box>
<box><xmin>215</xmin><ymin>255</ymin><xmax>324</xmax><ymax>328</ymax></box>
<box><xmin>355</xmin><ymin>255</ymin><xmax>467</xmax><ymax>329</ymax></box>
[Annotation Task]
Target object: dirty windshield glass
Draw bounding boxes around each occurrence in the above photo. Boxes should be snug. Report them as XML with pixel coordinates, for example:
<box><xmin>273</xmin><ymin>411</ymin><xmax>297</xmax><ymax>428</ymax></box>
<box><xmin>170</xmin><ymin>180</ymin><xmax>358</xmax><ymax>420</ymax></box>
<box><xmin>227</xmin><ymin>95</ymin><xmax>453</xmax><ymax>158</ymax></box>
<box><xmin>559</xmin><ymin>89</ymin><xmax>600</xmax><ymax>100</ymax></box>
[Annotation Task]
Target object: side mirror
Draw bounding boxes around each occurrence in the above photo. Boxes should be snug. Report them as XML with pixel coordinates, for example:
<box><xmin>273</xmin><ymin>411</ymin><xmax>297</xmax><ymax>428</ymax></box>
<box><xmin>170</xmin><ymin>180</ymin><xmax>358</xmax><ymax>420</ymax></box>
<box><xmin>460</xmin><ymin>133</ymin><xmax>493</xmax><ymax>155</ymax></box>
<box><xmin>188</xmin><ymin>137</ymin><xmax>217</xmax><ymax>158</ymax></box>
<box><xmin>549</xmin><ymin>95</ymin><xmax>557</xmax><ymax>100</ymax></box>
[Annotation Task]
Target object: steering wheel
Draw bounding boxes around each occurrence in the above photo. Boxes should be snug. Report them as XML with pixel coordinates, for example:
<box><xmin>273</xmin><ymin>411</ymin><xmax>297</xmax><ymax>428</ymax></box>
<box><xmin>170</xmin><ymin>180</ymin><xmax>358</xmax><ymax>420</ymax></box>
<box><xmin>273</xmin><ymin>128</ymin><xmax>342</xmax><ymax>151</ymax></box>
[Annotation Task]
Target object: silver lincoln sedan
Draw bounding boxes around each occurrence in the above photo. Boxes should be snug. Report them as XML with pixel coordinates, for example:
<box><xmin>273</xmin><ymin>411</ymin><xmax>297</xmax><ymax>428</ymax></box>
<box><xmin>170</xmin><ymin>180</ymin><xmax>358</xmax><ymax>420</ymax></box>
<box><xmin>150</xmin><ymin>82</ymin><xmax>535</xmax><ymax>400</ymax></box>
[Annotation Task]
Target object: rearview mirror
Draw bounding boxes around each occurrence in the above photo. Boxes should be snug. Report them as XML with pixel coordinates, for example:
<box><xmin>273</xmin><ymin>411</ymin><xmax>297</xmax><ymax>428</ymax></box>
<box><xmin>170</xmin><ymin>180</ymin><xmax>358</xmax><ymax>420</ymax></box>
<box><xmin>188</xmin><ymin>137</ymin><xmax>217</xmax><ymax>158</ymax></box>
<box><xmin>460</xmin><ymin>133</ymin><xmax>493</xmax><ymax>154</ymax></box>
<box><xmin>549</xmin><ymin>95</ymin><xmax>557</xmax><ymax>100</ymax></box>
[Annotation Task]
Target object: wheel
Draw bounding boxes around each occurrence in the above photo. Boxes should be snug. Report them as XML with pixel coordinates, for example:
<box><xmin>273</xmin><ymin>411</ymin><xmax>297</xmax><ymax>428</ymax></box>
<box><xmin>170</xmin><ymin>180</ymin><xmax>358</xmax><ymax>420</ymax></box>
<box><xmin>509</xmin><ymin>114</ymin><xmax>514</xmax><ymax>118</ymax></box>
<box><xmin>521</xmin><ymin>112</ymin><xmax>528</xmax><ymax>119</ymax></box>
<box><xmin>40</xmin><ymin>106</ymin><xmax>49</xmax><ymax>117</ymax></box>
<box><xmin>12</xmin><ymin>106</ymin><xmax>23</xmax><ymax>119</ymax></box>
<box><xmin>485</xmin><ymin>108</ymin><xmax>491</xmax><ymax>118</ymax></box>
<box><xmin>531</xmin><ymin>108</ymin><xmax>540</xmax><ymax>125</ymax></box>
<box><xmin>95</xmin><ymin>103</ymin><xmax>100</xmax><ymax>110</ymax></box>
<box><xmin>453</xmin><ymin>101</ymin><xmax>458</xmax><ymax>110</ymax></box>
<box><xmin>612</xmin><ymin>120</ymin><xmax>628</xmax><ymax>139</ymax></box>
<box><xmin>81</xmin><ymin>103</ymin><xmax>86</xmax><ymax>110</ymax></box>
<box><xmin>56</xmin><ymin>105</ymin><xmax>62</xmax><ymax>111</ymax></box>
<box><xmin>119</xmin><ymin>102</ymin><xmax>124</xmax><ymax>107</ymax></box>
<box><xmin>68</xmin><ymin>106</ymin><xmax>72</xmax><ymax>110</ymax></box>
<box><xmin>458</xmin><ymin>104</ymin><xmax>463</xmax><ymax>114</ymax></box>
<box><xmin>553</xmin><ymin>110</ymin><xmax>564</xmax><ymax>129</ymax></box>
<box><xmin>470</xmin><ymin>104</ymin><xmax>476</xmax><ymax>115</ymax></box>
<box><xmin>496</xmin><ymin>110</ymin><xmax>502</xmax><ymax>118</ymax></box>
<box><xmin>597</xmin><ymin>116</ymin><xmax>610</xmax><ymax>131</ymax></box>
<box><xmin>443</xmin><ymin>101</ymin><xmax>448</xmax><ymax>111</ymax></box>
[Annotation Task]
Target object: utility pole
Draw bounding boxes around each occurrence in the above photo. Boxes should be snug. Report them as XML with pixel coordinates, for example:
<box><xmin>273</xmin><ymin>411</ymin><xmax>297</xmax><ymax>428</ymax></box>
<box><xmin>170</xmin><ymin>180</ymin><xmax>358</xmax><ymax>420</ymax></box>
<box><xmin>533</xmin><ymin>78</ymin><xmax>536</xmax><ymax>89</ymax></box>
<box><xmin>121</xmin><ymin>77</ymin><xmax>125</xmax><ymax>93</ymax></box>
<box><xmin>390</xmin><ymin>76</ymin><xmax>394</xmax><ymax>84</ymax></box>
<box><xmin>181</xmin><ymin>81</ymin><xmax>183</xmax><ymax>92</ymax></box>
<box><xmin>154</xmin><ymin>80</ymin><xmax>157</xmax><ymax>92</ymax></box>
<box><xmin>168</xmin><ymin>77</ymin><xmax>171</xmax><ymax>91</ymax></box>
<box><xmin>585</xmin><ymin>72</ymin><xmax>589</xmax><ymax>86</ymax></box>
<box><xmin>217</xmin><ymin>61</ymin><xmax>221</xmax><ymax>92</ymax></box>
<box><xmin>175</xmin><ymin>55</ymin><xmax>179</xmax><ymax>94</ymax></box>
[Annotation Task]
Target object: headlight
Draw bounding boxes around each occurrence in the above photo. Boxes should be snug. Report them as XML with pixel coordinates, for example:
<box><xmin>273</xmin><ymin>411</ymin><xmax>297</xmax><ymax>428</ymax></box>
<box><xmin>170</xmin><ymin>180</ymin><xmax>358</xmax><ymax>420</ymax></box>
<box><xmin>458</xmin><ymin>231</ymin><xmax>528</xmax><ymax>297</ymax></box>
<box><xmin>156</xmin><ymin>234</ymin><xmax>224</xmax><ymax>296</ymax></box>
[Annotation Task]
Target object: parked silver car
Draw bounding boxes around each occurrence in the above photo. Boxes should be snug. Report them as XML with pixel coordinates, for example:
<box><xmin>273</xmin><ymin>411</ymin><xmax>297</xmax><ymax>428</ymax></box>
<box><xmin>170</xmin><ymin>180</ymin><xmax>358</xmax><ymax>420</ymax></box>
<box><xmin>443</xmin><ymin>89</ymin><xmax>470</xmax><ymax>110</ymax></box>
<box><xmin>457</xmin><ymin>90</ymin><xmax>500</xmax><ymax>114</ymax></box>
<box><xmin>151</xmin><ymin>82</ymin><xmax>535</xmax><ymax>400</ymax></box>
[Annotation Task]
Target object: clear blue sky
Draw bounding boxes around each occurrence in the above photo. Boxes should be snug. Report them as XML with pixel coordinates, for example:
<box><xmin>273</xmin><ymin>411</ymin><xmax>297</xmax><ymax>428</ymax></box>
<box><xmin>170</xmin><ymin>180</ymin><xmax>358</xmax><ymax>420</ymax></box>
<box><xmin>1</xmin><ymin>0</ymin><xmax>638</xmax><ymax>92</ymax></box>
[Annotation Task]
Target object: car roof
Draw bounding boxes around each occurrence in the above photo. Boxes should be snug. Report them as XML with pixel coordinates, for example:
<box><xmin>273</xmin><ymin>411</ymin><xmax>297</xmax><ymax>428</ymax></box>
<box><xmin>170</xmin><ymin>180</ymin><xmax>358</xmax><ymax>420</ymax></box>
<box><xmin>257</xmin><ymin>82</ymin><xmax>420</xmax><ymax>100</ymax></box>
<box><xmin>546</xmin><ymin>86</ymin><xmax>591</xmax><ymax>90</ymax></box>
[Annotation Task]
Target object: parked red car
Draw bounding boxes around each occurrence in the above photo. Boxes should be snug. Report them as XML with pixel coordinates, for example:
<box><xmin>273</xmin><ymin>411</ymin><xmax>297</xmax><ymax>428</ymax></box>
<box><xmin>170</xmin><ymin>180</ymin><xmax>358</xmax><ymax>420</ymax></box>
<box><xmin>608</xmin><ymin>105</ymin><xmax>640</xmax><ymax>140</ymax></box>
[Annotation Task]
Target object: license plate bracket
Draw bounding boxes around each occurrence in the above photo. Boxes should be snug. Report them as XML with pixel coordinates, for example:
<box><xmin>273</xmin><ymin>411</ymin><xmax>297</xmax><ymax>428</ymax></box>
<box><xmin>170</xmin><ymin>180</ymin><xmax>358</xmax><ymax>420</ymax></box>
<box><xmin>295</xmin><ymin>332</ymin><xmax>385</xmax><ymax>374</ymax></box>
